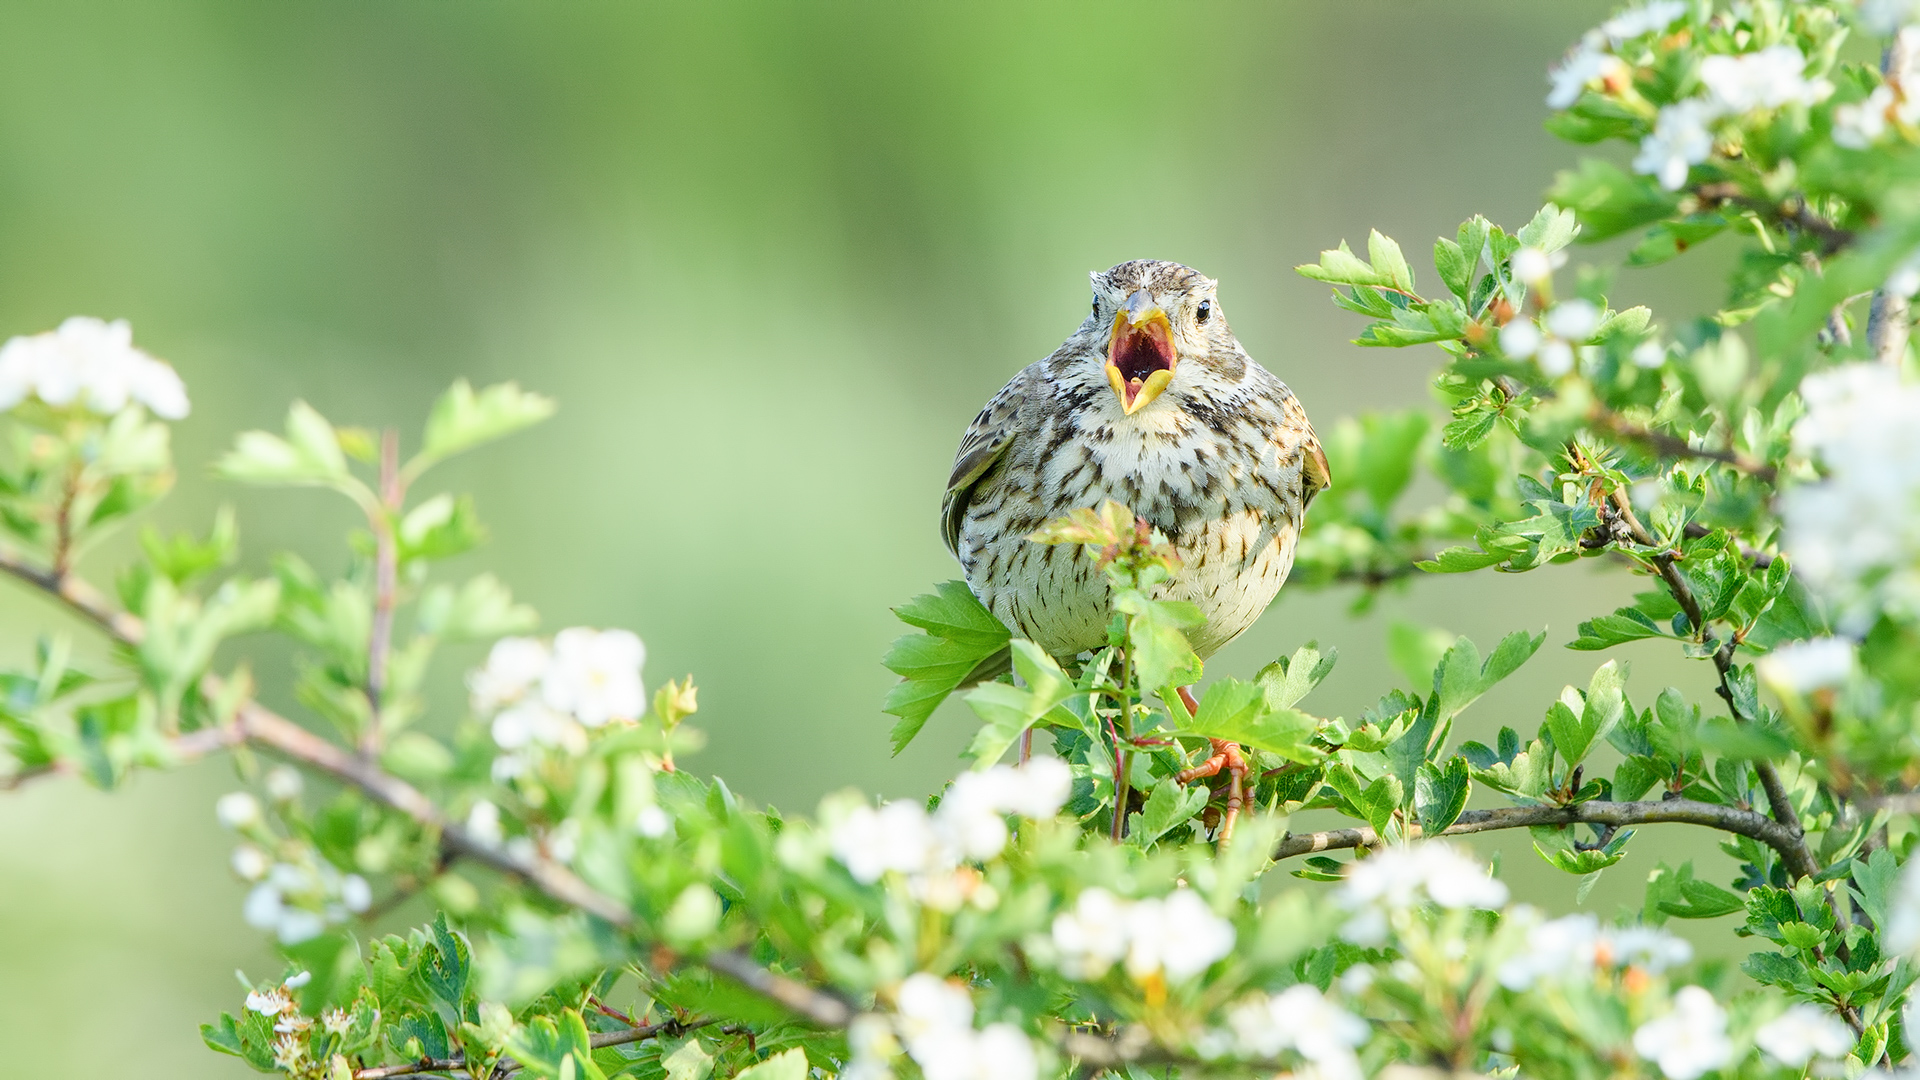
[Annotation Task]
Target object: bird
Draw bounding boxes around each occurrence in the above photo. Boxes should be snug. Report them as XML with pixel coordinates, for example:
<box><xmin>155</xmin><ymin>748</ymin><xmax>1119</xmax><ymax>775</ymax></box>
<box><xmin>940</xmin><ymin>259</ymin><xmax>1330</xmax><ymax>834</ymax></box>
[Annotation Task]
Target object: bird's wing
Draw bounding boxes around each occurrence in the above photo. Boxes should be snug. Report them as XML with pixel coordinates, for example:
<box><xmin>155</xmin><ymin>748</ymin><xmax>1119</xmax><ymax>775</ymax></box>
<box><xmin>941</xmin><ymin>371</ymin><xmax>1028</xmax><ymax>556</ymax></box>
<box><xmin>1302</xmin><ymin>425</ymin><xmax>1332</xmax><ymax>505</ymax></box>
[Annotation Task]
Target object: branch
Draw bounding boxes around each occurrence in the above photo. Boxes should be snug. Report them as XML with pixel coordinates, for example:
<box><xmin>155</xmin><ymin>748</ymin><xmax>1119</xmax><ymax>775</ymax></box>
<box><xmin>1272</xmin><ymin>797</ymin><xmax>1807</xmax><ymax>862</ymax></box>
<box><xmin>353</xmin><ymin>1018</ymin><xmax>716</xmax><ymax>1080</ymax></box>
<box><xmin>1692</xmin><ymin>183</ymin><xmax>1855</xmax><ymax>257</ymax></box>
<box><xmin>1591</xmin><ymin>410</ymin><xmax>1778</xmax><ymax>483</ymax></box>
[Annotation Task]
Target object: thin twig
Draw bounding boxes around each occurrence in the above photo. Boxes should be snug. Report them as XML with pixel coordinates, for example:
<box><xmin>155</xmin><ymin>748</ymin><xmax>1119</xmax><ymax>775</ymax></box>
<box><xmin>1692</xmin><ymin>182</ymin><xmax>1854</xmax><ymax>257</ymax></box>
<box><xmin>364</xmin><ymin>427</ymin><xmax>401</xmax><ymax>758</ymax></box>
<box><xmin>1272</xmin><ymin>798</ymin><xmax>1804</xmax><ymax>861</ymax></box>
<box><xmin>1591</xmin><ymin>410</ymin><xmax>1778</xmax><ymax>483</ymax></box>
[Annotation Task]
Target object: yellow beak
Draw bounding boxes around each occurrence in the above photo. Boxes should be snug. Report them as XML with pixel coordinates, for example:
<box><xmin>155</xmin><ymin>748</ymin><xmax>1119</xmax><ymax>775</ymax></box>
<box><xmin>1106</xmin><ymin>288</ymin><xmax>1176</xmax><ymax>415</ymax></box>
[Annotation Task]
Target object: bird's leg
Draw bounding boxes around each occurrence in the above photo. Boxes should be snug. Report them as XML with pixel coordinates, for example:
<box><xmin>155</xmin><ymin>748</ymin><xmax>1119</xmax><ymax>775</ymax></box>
<box><xmin>1172</xmin><ymin>686</ymin><xmax>1247</xmax><ymax>842</ymax></box>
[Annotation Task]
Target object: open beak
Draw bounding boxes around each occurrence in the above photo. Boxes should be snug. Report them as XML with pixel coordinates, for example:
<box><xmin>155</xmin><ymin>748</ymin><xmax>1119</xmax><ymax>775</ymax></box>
<box><xmin>1106</xmin><ymin>288</ymin><xmax>1176</xmax><ymax>415</ymax></box>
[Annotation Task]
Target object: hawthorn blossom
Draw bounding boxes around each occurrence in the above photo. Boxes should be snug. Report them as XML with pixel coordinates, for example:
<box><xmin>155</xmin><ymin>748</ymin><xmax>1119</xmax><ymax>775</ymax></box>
<box><xmin>242</xmin><ymin>858</ymin><xmax>370</xmax><ymax>943</ymax></box>
<box><xmin>468</xmin><ymin>636</ymin><xmax>550</xmax><ymax>712</ymax></box>
<box><xmin>231</xmin><ymin>844</ymin><xmax>270</xmax><ymax>882</ymax></box>
<box><xmin>263</xmin><ymin>766</ymin><xmax>303</xmax><ymax>803</ymax></box>
<box><xmin>826</xmin><ymin>760</ymin><xmax>1073</xmax><ymax>885</ymax></box>
<box><xmin>0</xmin><ymin>317</ymin><xmax>190</xmax><ymax>418</ymax></box>
<box><xmin>246</xmin><ymin>986</ymin><xmax>292</xmax><ymax>1015</ymax></box>
<box><xmin>1600</xmin><ymin>0</ymin><xmax>1687</xmax><ymax>41</ymax></box>
<box><xmin>1634</xmin><ymin>986</ymin><xmax>1734</xmax><ymax>1080</ymax></box>
<box><xmin>1756</xmin><ymin>637</ymin><xmax>1856</xmax><ymax>694</ymax></box>
<box><xmin>542</xmin><ymin>627</ymin><xmax>646</xmax><ymax>726</ymax></box>
<box><xmin>1050</xmin><ymin>887</ymin><xmax>1132</xmax><ymax>978</ymax></box>
<box><xmin>1779</xmin><ymin>363</ymin><xmax>1920</xmax><ymax>629</ymax></box>
<box><xmin>843</xmin><ymin>1014</ymin><xmax>901</xmax><ymax>1080</ymax></box>
<box><xmin>1883</xmin><ymin>859</ymin><xmax>1920</xmax><ymax>953</ymax></box>
<box><xmin>467</xmin><ymin>799</ymin><xmax>504</xmax><ymax>847</ymax></box>
<box><xmin>1698</xmin><ymin>46</ymin><xmax>1832</xmax><ymax>112</ymax></box>
<box><xmin>634</xmin><ymin>804</ymin><xmax>673</xmax><ymax>838</ymax></box>
<box><xmin>1219</xmin><ymin>984</ymin><xmax>1369</xmax><ymax>1080</ymax></box>
<box><xmin>1498</xmin><ymin>912</ymin><xmax>1692</xmax><ymax>989</ymax></box>
<box><xmin>1499</xmin><ymin>318</ymin><xmax>1543</xmax><ymax>360</ymax></box>
<box><xmin>1755</xmin><ymin>1004</ymin><xmax>1854</xmax><ymax>1067</ymax></box>
<box><xmin>1510</xmin><ymin>245</ymin><xmax>1565</xmax><ymax>286</ymax></box>
<box><xmin>893</xmin><ymin>975</ymin><xmax>1036</xmax><ymax>1080</ymax></box>
<box><xmin>1835</xmin><ymin>85</ymin><xmax>1896</xmax><ymax>148</ymax></box>
<box><xmin>1633</xmin><ymin>338</ymin><xmax>1670</xmax><ymax>368</ymax></box>
<box><xmin>216</xmin><ymin>791</ymin><xmax>264</xmax><ymax>831</ymax></box>
<box><xmin>1636</xmin><ymin>97</ymin><xmax>1721</xmax><ymax>190</ymax></box>
<box><xmin>1548</xmin><ymin>38</ymin><xmax>1630</xmax><ymax>109</ymax></box>
<box><xmin>1124</xmin><ymin>889</ymin><xmax>1236</xmax><ymax>981</ymax></box>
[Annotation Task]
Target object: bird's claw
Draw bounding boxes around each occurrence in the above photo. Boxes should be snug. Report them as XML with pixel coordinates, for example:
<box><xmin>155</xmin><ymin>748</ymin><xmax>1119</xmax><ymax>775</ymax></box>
<box><xmin>1175</xmin><ymin>737</ymin><xmax>1247</xmax><ymax>843</ymax></box>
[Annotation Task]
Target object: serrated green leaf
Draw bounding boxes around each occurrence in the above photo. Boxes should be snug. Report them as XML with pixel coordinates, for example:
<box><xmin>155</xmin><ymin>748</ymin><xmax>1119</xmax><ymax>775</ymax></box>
<box><xmin>1128</xmin><ymin>776</ymin><xmax>1209</xmax><ymax>847</ymax></box>
<box><xmin>1368</xmin><ymin>229</ymin><xmax>1415</xmax><ymax>293</ymax></box>
<box><xmin>418</xmin><ymin>379</ymin><xmax>557</xmax><ymax>466</ymax></box>
<box><xmin>963</xmin><ymin>640</ymin><xmax>1076</xmax><ymax>766</ymax></box>
<box><xmin>1416</xmin><ymin>757</ymin><xmax>1471</xmax><ymax>833</ymax></box>
<box><xmin>1253</xmin><ymin>641</ymin><xmax>1337</xmax><ymax>710</ymax></box>
<box><xmin>1182</xmin><ymin>678</ymin><xmax>1323</xmax><ymax>763</ymax></box>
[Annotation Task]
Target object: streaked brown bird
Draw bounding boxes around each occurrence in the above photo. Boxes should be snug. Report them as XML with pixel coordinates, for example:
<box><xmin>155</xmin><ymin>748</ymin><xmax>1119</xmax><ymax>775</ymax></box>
<box><xmin>941</xmin><ymin>259</ymin><xmax>1330</xmax><ymax>831</ymax></box>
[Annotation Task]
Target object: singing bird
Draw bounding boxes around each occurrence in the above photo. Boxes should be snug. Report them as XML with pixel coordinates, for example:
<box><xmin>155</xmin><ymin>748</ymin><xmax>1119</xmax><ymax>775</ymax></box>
<box><xmin>941</xmin><ymin>260</ymin><xmax>1330</xmax><ymax>829</ymax></box>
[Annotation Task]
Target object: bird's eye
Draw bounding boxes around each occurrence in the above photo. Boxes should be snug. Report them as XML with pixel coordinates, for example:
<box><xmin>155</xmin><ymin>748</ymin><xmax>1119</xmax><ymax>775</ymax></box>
<box><xmin>1197</xmin><ymin>299</ymin><xmax>1213</xmax><ymax>323</ymax></box>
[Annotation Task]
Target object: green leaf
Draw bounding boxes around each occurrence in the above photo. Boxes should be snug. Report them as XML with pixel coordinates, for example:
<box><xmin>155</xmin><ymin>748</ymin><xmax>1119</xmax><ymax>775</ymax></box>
<box><xmin>418</xmin><ymin>379</ymin><xmax>557</xmax><ymax>467</ymax></box>
<box><xmin>660</xmin><ymin>1037</ymin><xmax>716</xmax><ymax>1080</ymax></box>
<box><xmin>1182</xmin><ymin>678</ymin><xmax>1323</xmax><ymax>763</ymax></box>
<box><xmin>1127</xmin><ymin>776</ymin><xmax>1209</xmax><ymax>847</ymax></box>
<box><xmin>1115</xmin><ymin>590</ymin><xmax>1203</xmax><ymax>691</ymax></box>
<box><xmin>1367</xmin><ymin>229</ymin><xmax>1416</xmax><ymax>293</ymax></box>
<box><xmin>1253</xmin><ymin>641</ymin><xmax>1337</xmax><ymax>710</ymax></box>
<box><xmin>398</xmin><ymin>494</ymin><xmax>487</xmax><ymax>563</ymax></box>
<box><xmin>1417</xmin><ymin>545</ymin><xmax>1506</xmax><ymax>574</ymax></box>
<box><xmin>1516</xmin><ymin>204</ymin><xmax>1581</xmax><ymax>253</ymax></box>
<box><xmin>1434</xmin><ymin>237</ymin><xmax>1473</xmax><ymax>302</ymax></box>
<box><xmin>139</xmin><ymin>506</ymin><xmax>238</xmax><ymax>586</ymax></box>
<box><xmin>1296</xmin><ymin>239</ymin><xmax>1396</xmax><ymax>289</ymax></box>
<box><xmin>1432</xmin><ymin>630</ymin><xmax>1546</xmax><ymax>721</ymax></box>
<box><xmin>415</xmin><ymin>574</ymin><xmax>538</xmax><ymax>640</ymax></box>
<box><xmin>1852</xmin><ymin>848</ymin><xmax>1900</xmax><ymax>930</ymax></box>
<box><xmin>1546</xmin><ymin>660</ymin><xmax>1628</xmax><ymax>769</ymax></box>
<box><xmin>216</xmin><ymin>401</ymin><xmax>355</xmax><ymax>487</ymax></box>
<box><xmin>1534</xmin><ymin>825</ymin><xmax>1632</xmax><ymax>874</ymax></box>
<box><xmin>1568</xmin><ymin>607</ymin><xmax>1666</xmax><ymax>650</ymax></box>
<box><xmin>505</xmin><ymin>1008</ymin><xmax>608</xmax><ymax>1080</ymax></box>
<box><xmin>1545</xmin><ymin>159</ymin><xmax>1680</xmax><ymax>242</ymax></box>
<box><xmin>882</xmin><ymin>582</ymin><xmax>1012</xmax><ymax>755</ymax></box>
<box><xmin>962</xmin><ymin>640</ymin><xmax>1076</xmax><ymax>766</ymax></box>
<box><xmin>1415</xmin><ymin>757</ymin><xmax>1471</xmax><ymax>833</ymax></box>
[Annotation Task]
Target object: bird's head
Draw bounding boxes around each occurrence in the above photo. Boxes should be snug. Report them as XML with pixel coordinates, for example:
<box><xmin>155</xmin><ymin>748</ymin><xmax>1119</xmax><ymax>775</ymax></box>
<box><xmin>1085</xmin><ymin>260</ymin><xmax>1226</xmax><ymax>415</ymax></box>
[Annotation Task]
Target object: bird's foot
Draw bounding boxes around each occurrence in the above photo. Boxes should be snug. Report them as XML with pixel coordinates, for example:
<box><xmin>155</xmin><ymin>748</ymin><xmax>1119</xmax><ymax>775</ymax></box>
<box><xmin>1175</xmin><ymin>737</ymin><xmax>1247</xmax><ymax>843</ymax></box>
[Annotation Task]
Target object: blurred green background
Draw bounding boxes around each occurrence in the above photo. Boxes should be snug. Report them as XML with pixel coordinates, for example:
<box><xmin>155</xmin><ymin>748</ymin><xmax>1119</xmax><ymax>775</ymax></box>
<box><xmin>0</xmin><ymin>1</ymin><xmax>1754</xmax><ymax>1075</ymax></box>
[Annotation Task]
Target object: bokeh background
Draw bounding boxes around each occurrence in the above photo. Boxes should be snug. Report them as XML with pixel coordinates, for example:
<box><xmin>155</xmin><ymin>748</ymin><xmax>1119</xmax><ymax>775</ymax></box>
<box><xmin>0</xmin><ymin>2</ymin><xmax>1753</xmax><ymax>1075</ymax></box>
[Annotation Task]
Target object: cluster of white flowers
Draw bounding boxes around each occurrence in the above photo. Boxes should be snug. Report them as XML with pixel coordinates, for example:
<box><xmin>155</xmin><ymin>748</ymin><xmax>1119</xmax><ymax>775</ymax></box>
<box><xmin>1779</xmin><ymin>363</ymin><xmax>1920</xmax><ymax>631</ymax></box>
<box><xmin>244</xmin><ymin>973</ymin><xmax>360</xmax><ymax>1073</ymax></box>
<box><xmin>1200</xmin><ymin>984</ymin><xmax>1369</xmax><ymax>1080</ymax></box>
<box><xmin>1338</xmin><ymin>842</ymin><xmax>1509</xmax><ymax>946</ymax></box>
<box><xmin>1633</xmin><ymin>986</ymin><xmax>1733</xmax><ymax>1080</ymax></box>
<box><xmin>1634</xmin><ymin>45</ymin><xmax>1832</xmax><ymax>189</ymax></box>
<box><xmin>826</xmin><ymin>759</ymin><xmax>1070</xmax><ymax>905</ymax></box>
<box><xmin>1497</xmin><ymin>912</ymin><xmax>1693</xmax><ymax>989</ymax></box>
<box><xmin>218</xmin><ymin>791</ymin><xmax>370</xmax><ymax>943</ymax></box>
<box><xmin>0</xmin><ymin>317</ymin><xmax>190</xmax><ymax>419</ymax></box>
<box><xmin>470</xmin><ymin>628</ymin><xmax>646</xmax><ymax>782</ymax></box>
<box><xmin>855</xmin><ymin>974</ymin><xmax>1036</xmax><ymax>1080</ymax></box>
<box><xmin>1835</xmin><ymin>27</ymin><xmax>1920</xmax><ymax>148</ymax></box>
<box><xmin>1049</xmin><ymin>886</ymin><xmax>1236</xmax><ymax>983</ymax></box>
<box><xmin>1501</xmin><ymin>297</ymin><xmax>1606</xmax><ymax>377</ymax></box>
<box><xmin>1753</xmin><ymin>1004</ymin><xmax>1855</xmax><ymax>1067</ymax></box>
<box><xmin>1546</xmin><ymin>2</ymin><xmax>1689</xmax><ymax>108</ymax></box>
<box><xmin>1756</xmin><ymin>636</ymin><xmax>1857</xmax><ymax>694</ymax></box>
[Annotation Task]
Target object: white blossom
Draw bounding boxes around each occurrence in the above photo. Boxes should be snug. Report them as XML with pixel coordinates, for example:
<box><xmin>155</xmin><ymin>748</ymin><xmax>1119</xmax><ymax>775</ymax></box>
<box><xmin>1223</xmin><ymin>984</ymin><xmax>1369</xmax><ymax>1080</ymax></box>
<box><xmin>231</xmin><ymin>844</ymin><xmax>271</xmax><ymax>882</ymax></box>
<box><xmin>467</xmin><ymin>800</ymin><xmax>504</xmax><ymax>847</ymax></box>
<box><xmin>1633</xmin><ymin>986</ymin><xmax>1734</xmax><ymax>1080</ymax></box>
<box><xmin>1700</xmin><ymin>45</ymin><xmax>1833</xmax><ymax>112</ymax></box>
<box><xmin>1498</xmin><ymin>913</ymin><xmax>1693</xmax><ymax>989</ymax></box>
<box><xmin>1340</xmin><ymin>843</ymin><xmax>1508</xmax><ymax>943</ymax></box>
<box><xmin>1123</xmin><ymin>889</ymin><xmax>1236</xmax><ymax>982</ymax></box>
<box><xmin>1548</xmin><ymin>39</ymin><xmax>1631</xmax><ymax>109</ymax></box>
<box><xmin>1601</xmin><ymin>0</ymin><xmax>1688</xmax><ymax>41</ymax></box>
<box><xmin>635</xmin><ymin>804</ymin><xmax>673</xmax><ymax>838</ymax></box>
<box><xmin>1883</xmin><ymin>859</ymin><xmax>1920</xmax><ymax>952</ymax></box>
<box><xmin>1755</xmin><ymin>1004</ymin><xmax>1855</xmax><ymax>1067</ymax></box>
<box><xmin>831</xmin><ymin>801</ymin><xmax>946</xmax><ymax>883</ymax></box>
<box><xmin>1051</xmin><ymin>887</ymin><xmax>1132</xmax><ymax>979</ymax></box>
<box><xmin>1835</xmin><ymin>85</ymin><xmax>1896</xmax><ymax>148</ymax></box>
<box><xmin>893</xmin><ymin>975</ymin><xmax>1036</xmax><ymax>1080</ymax></box>
<box><xmin>1861</xmin><ymin>0</ymin><xmax>1920</xmax><ymax>35</ymax></box>
<box><xmin>246</xmin><ymin>987</ymin><xmax>292</xmax><ymax>1015</ymax></box>
<box><xmin>1499</xmin><ymin>318</ymin><xmax>1543</xmax><ymax>360</ymax></box>
<box><xmin>264</xmin><ymin>766</ymin><xmax>304</xmax><ymax>803</ymax></box>
<box><xmin>1633</xmin><ymin>338</ymin><xmax>1669</xmax><ymax>368</ymax></box>
<box><xmin>216</xmin><ymin>791</ymin><xmax>264</xmax><ymax>831</ymax></box>
<box><xmin>1510</xmin><ymin>246</ymin><xmax>1563</xmax><ymax>285</ymax></box>
<box><xmin>1636</xmin><ymin>97</ymin><xmax>1721</xmax><ymax>190</ymax></box>
<box><xmin>1756</xmin><ymin>637</ymin><xmax>1856</xmax><ymax>693</ymax></box>
<box><xmin>895</xmin><ymin>974</ymin><xmax>975</xmax><ymax>1056</ymax></box>
<box><xmin>0</xmin><ymin>317</ymin><xmax>190</xmax><ymax>418</ymax></box>
<box><xmin>844</xmin><ymin>1014</ymin><xmax>900</xmax><ymax>1080</ymax></box>
<box><xmin>469</xmin><ymin>637</ymin><xmax>550</xmax><ymax>713</ymax></box>
<box><xmin>340</xmin><ymin>874</ymin><xmax>372</xmax><ymax>913</ymax></box>
<box><xmin>1779</xmin><ymin>363</ymin><xmax>1920</xmax><ymax>629</ymax></box>
<box><xmin>1544</xmin><ymin>298</ymin><xmax>1602</xmax><ymax>341</ymax></box>
<box><xmin>541</xmin><ymin>627</ymin><xmax>646</xmax><ymax>726</ymax></box>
